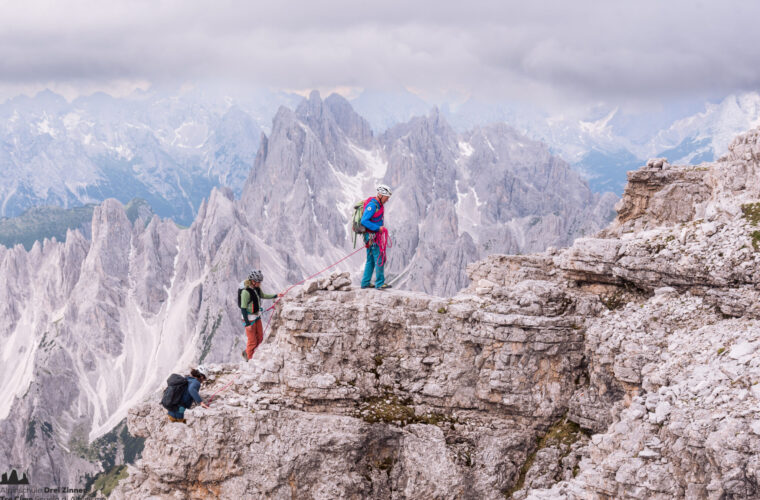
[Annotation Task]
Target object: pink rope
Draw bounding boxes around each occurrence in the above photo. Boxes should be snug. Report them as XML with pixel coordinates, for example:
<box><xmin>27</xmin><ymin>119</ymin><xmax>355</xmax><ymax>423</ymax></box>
<box><xmin>206</xmin><ymin>379</ymin><xmax>235</xmax><ymax>403</ymax></box>
<box><xmin>374</xmin><ymin>227</ymin><xmax>392</xmax><ymax>266</ymax></box>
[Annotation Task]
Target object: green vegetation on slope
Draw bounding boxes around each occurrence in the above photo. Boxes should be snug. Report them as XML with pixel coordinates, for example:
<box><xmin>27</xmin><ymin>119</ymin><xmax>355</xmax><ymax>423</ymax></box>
<box><xmin>0</xmin><ymin>198</ymin><xmax>152</xmax><ymax>250</ymax></box>
<box><xmin>81</xmin><ymin>418</ymin><xmax>145</xmax><ymax>498</ymax></box>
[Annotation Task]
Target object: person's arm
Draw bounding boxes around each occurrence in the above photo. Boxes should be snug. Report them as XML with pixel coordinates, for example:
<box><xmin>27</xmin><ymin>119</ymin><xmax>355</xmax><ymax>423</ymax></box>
<box><xmin>188</xmin><ymin>379</ymin><xmax>203</xmax><ymax>405</ymax></box>
<box><xmin>361</xmin><ymin>199</ymin><xmax>382</xmax><ymax>232</ymax></box>
<box><xmin>260</xmin><ymin>291</ymin><xmax>278</xmax><ymax>299</ymax></box>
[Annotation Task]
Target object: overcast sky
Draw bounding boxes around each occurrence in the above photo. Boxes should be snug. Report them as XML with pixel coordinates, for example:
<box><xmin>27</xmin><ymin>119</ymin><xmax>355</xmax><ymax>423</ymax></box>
<box><xmin>1</xmin><ymin>0</ymin><xmax>759</xmax><ymax>111</ymax></box>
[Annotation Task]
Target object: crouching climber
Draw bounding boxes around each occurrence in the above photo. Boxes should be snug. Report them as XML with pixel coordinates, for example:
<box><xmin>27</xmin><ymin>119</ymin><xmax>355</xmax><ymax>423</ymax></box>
<box><xmin>162</xmin><ymin>366</ymin><xmax>210</xmax><ymax>423</ymax></box>
<box><xmin>239</xmin><ymin>270</ymin><xmax>280</xmax><ymax>361</ymax></box>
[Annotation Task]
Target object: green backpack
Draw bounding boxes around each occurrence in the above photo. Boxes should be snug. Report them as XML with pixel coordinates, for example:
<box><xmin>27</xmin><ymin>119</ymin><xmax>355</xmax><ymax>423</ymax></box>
<box><xmin>351</xmin><ymin>199</ymin><xmax>368</xmax><ymax>247</ymax></box>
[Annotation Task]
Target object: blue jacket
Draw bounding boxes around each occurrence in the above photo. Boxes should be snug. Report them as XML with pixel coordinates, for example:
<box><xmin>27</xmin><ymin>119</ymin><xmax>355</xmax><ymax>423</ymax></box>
<box><xmin>361</xmin><ymin>198</ymin><xmax>384</xmax><ymax>232</ymax></box>
<box><xmin>180</xmin><ymin>377</ymin><xmax>203</xmax><ymax>410</ymax></box>
<box><xmin>168</xmin><ymin>376</ymin><xmax>203</xmax><ymax>418</ymax></box>
<box><xmin>187</xmin><ymin>377</ymin><xmax>203</xmax><ymax>404</ymax></box>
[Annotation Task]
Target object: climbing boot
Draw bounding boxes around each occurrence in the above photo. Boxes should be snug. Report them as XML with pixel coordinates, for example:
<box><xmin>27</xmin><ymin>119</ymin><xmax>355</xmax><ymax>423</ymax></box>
<box><xmin>242</xmin><ymin>349</ymin><xmax>249</xmax><ymax>362</ymax></box>
<box><xmin>376</xmin><ymin>284</ymin><xmax>392</xmax><ymax>290</ymax></box>
<box><xmin>361</xmin><ymin>282</ymin><xmax>375</xmax><ymax>289</ymax></box>
<box><xmin>168</xmin><ymin>415</ymin><xmax>186</xmax><ymax>424</ymax></box>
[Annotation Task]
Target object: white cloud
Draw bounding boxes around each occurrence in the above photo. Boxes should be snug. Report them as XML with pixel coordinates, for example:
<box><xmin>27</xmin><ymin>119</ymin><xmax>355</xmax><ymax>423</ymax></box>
<box><xmin>0</xmin><ymin>0</ymin><xmax>758</xmax><ymax>109</ymax></box>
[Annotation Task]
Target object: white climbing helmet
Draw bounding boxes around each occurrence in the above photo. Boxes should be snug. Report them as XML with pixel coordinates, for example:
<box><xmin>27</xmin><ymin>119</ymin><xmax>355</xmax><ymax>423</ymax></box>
<box><xmin>377</xmin><ymin>184</ymin><xmax>393</xmax><ymax>197</ymax></box>
<box><xmin>248</xmin><ymin>269</ymin><xmax>264</xmax><ymax>283</ymax></box>
<box><xmin>196</xmin><ymin>365</ymin><xmax>209</xmax><ymax>379</ymax></box>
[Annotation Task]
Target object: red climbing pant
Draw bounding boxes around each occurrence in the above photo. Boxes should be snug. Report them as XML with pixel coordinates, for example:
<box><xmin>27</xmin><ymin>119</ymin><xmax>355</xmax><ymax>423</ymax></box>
<box><xmin>245</xmin><ymin>320</ymin><xmax>263</xmax><ymax>360</ymax></box>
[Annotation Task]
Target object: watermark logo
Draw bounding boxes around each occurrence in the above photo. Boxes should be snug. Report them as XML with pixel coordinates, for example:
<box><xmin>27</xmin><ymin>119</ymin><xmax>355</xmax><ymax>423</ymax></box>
<box><xmin>0</xmin><ymin>468</ymin><xmax>100</xmax><ymax>499</ymax></box>
<box><xmin>0</xmin><ymin>469</ymin><xmax>29</xmax><ymax>485</ymax></box>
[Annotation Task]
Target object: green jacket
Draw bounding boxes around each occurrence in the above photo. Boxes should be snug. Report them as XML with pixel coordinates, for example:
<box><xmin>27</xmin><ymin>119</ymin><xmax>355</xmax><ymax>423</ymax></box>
<box><xmin>240</xmin><ymin>287</ymin><xmax>277</xmax><ymax>315</ymax></box>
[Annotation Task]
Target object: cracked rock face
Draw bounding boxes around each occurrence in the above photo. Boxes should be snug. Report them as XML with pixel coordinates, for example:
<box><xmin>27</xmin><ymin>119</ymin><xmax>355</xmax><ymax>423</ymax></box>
<box><xmin>113</xmin><ymin>255</ymin><xmax>603</xmax><ymax>499</ymax></box>
<box><xmin>115</xmin><ymin>127</ymin><xmax>760</xmax><ymax>499</ymax></box>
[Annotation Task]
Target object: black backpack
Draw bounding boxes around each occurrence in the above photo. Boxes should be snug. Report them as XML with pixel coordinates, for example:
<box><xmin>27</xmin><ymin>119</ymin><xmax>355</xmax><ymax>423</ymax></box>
<box><xmin>160</xmin><ymin>374</ymin><xmax>188</xmax><ymax>411</ymax></box>
<box><xmin>237</xmin><ymin>286</ymin><xmax>261</xmax><ymax>325</ymax></box>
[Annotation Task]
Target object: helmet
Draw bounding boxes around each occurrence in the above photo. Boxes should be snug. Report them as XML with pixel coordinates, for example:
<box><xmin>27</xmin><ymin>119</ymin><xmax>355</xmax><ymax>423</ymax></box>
<box><xmin>196</xmin><ymin>365</ymin><xmax>209</xmax><ymax>378</ymax></box>
<box><xmin>377</xmin><ymin>184</ymin><xmax>393</xmax><ymax>197</ymax></box>
<box><xmin>247</xmin><ymin>269</ymin><xmax>264</xmax><ymax>283</ymax></box>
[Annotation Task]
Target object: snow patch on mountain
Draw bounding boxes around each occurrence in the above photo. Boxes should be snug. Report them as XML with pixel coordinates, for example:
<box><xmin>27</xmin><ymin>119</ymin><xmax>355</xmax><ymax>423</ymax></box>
<box><xmin>350</xmin><ymin>143</ymin><xmax>388</xmax><ymax>179</ymax></box>
<box><xmin>458</xmin><ymin>141</ymin><xmax>474</xmax><ymax>158</ymax></box>
<box><xmin>645</xmin><ymin>93</ymin><xmax>760</xmax><ymax>163</ymax></box>
<box><xmin>454</xmin><ymin>180</ymin><xmax>482</xmax><ymax>236</ymax></box>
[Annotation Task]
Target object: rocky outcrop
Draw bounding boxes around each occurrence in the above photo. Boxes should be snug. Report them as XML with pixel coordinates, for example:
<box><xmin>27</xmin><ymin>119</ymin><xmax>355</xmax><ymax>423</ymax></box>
<box><xmin>114</xmin><ymin>252</ymin><xmax>603</xmax><ymax>499</ymax></box>
<box><xmin>114</xmin><ymin>127</ymin><xmax>760</xmax><ymax>499</ymax></box>
<box><xmin>517</xmin><ymin>128</ymin><xmax>760</xmax><ymax>499</ymax></box>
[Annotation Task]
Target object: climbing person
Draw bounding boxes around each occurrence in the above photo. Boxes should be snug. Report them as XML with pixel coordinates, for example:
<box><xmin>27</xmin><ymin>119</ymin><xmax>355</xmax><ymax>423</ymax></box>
<box><xmin>361</xmin><ymin>184</ymin><xmax>393</xmax><ymax>290</ymax></box>
<box><xmin>239</xmin><ymin>270</ymin><xmax>280</xmax><ymax>361</ymax></box>
<box><xmin>163</xmin><ymin>366</ymin><xmax>210</xmax><ymax>423</ymax></box>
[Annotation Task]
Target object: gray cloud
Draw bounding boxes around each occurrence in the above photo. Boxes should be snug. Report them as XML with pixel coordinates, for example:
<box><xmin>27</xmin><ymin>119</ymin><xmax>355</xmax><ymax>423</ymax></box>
<box><xmin>1</xmin><ymin>0</ymin><xmax>759</xmax><ymax>108</ymax></box>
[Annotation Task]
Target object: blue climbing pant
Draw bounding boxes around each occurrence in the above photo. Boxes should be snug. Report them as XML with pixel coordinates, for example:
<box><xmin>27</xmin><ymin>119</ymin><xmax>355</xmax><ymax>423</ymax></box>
<box><xmin>167</xmin><ymin>391</ymin><xmax>194</xmax><ymax>419</ymax></box>
<box><xmin>361</xmin><ymin>234</ymin><xmax>385</xmax><ymax>288</ymax></box>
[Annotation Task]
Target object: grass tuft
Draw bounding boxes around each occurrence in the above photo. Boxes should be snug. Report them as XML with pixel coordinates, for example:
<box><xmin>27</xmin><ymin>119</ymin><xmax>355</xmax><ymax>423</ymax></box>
<box><xmin>741</xmin><ymin>202</ymin><xmax>760</xmax><ymax>226</ymax></box>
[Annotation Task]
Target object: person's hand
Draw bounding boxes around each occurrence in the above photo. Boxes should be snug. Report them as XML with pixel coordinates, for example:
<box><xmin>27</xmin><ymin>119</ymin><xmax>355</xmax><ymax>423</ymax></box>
<box><xmin>201</xmin><ymin>402</ymin><xmax>210</xmax><ymax>409</ymax></box>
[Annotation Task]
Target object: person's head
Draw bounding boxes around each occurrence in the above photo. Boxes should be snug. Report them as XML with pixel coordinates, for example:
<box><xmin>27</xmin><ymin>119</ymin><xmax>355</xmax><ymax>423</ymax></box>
<box><xmin>246</xmin><ymin>269</ymin><xmax>264</xmax><ymax>288</ymax></box>
<box><xmin>376</xmin><ymin>184</ymin><xmax>392</xmax><ymax>204</ymax></box>
<box><xmin>190</xmin><ymin>365</ymin><xmax>209</xmax><ymax>383</ymax></box>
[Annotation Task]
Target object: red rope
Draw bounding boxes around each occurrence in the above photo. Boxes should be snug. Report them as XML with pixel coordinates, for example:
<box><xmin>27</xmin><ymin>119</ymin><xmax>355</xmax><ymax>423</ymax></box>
<box><xmin>206</xmin><ymin>379</ymin><xmax>235</xmax><ymax>403</ymax></box>
<box><xmin>374</xmin><ymin>227</ymin><xmax>392</xmax><ymax>266</ymax></box>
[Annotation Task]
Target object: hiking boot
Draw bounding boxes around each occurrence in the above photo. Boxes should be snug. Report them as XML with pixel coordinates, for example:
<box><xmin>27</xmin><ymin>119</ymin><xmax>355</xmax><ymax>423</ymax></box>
<box><xmin>361</xmin><ymin>283</ymin><xmax>375</xmax><ymax>289</ymax></box>
<box><xmin>168</xmin><ymin>416</ymin><xmax>186</xmax><ymax>424</ymax></box>
<box><xmin>376</xmin><ymin>284</ymin><xmax>392</xmax><ymax>290</ymax></box>
<box><xmin>242</xmin><ymin>350</ymin><xmax>249</xmax><ymax>362</ymax></box>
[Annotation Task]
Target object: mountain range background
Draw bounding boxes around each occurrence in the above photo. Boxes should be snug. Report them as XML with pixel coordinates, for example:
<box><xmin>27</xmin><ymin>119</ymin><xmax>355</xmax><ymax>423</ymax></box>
<box><xmin>1</xmin><ymin>84</ymin><xmax>759</xmax><ymax>493</ymax></box>
<box><xmin>2</xmin><ymin>86</ymin><xmax>759</xmax><ymax>230</ymax></box>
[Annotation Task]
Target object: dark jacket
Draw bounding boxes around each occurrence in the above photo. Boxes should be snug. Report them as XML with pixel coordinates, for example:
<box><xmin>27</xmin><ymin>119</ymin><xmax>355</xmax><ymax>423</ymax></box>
<box><xmin>168</xmin><ymin>377</ymin><xmax>203</xmax><ymax>418</ymax></box>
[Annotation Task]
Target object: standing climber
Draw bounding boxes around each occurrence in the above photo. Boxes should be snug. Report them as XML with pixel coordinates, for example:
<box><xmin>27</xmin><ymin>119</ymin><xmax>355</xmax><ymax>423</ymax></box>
<box><xmin>361</xmin><ymin>184</ymin><xmax>393</xmax><ymax>290</ymax></box>
<box><xmin>239</xmin><ymin>270</ymin><xmax>280</xmax><ymax>361</ymax></box>
<box><xmin>165</xmin><ymin>366</ymin><xmax>210</xmax><ymax>423</ymax></box>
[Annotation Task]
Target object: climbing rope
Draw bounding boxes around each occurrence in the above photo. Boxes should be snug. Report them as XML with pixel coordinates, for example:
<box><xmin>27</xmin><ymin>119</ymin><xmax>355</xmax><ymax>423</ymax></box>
<box><xmin>206</xmin><ymin>379</ymin><xmax>236</xmax><ymax>403</ymax></box>
<box><xmin>374</xmin><ymin>227</ymin><xmax>392</xmax><ymax>266</ymax></box>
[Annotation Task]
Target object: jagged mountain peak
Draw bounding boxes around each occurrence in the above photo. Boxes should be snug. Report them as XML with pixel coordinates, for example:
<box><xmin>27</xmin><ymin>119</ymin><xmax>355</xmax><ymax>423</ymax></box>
<box><xmin>325</xmin><ymin>93</ymin><xmax>374</xmax><ymax>148</ymax></box>
<box><xmin>295</xmin><ymin>89</ymin><xmax>326</xmax><ymax>120</ymax></box>
<box><xmin>381</xmin><ymin>106</ymin><xmax>457</xmax><ymax>146</ymax></box>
